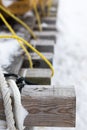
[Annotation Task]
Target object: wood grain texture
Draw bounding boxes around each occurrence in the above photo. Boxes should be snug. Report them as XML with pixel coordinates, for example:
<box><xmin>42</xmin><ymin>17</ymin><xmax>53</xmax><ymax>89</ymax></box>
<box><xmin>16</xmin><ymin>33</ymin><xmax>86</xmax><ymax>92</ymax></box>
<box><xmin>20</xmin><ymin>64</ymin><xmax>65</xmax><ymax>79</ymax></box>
<box><xmin>0</xmin><ymin>86</ymin><xmax>76</xmax><ymax>127</ymax></box>
<box><xmin>21</xmin><ymin>85</ymin><xmax>76</xmax><ymax>127</ymax></box>
<box><xmin>0</xmin><ymin>0</ymin><xmax>76</xmax><ymax>127</ymax></box>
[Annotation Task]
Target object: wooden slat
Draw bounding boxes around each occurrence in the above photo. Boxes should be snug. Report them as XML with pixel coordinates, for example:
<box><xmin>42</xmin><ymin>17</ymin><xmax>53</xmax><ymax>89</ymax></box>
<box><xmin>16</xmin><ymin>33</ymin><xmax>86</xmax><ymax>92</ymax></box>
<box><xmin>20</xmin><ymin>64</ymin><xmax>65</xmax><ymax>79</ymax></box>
<box><xmin>50</xmin><ymin>7</ymin><xmax>58</xmax><ymax>13</ymax></box>
<box><xmin>0</xmin><ymin>86</ymin><xmax>76</xmax><ymax>127</ymax></box>
<box><xmin>22</xmin><ymin>85</ymin><xmax>76</xmax><ymax>127</ymax></box>
<box><xmin>30</xmin><ymin>39</ymin><xmax>55</xmax><ymax>52</ymax></box>
<box><xmin>23</xmin><ymin>39</ymin><xmax>54</xmax><ymax>68</ymax></box>
<box><xmin>34</xmin><ymin>23</ymin><xmax>57</xmax><ymax>31</ymax></box>
<box><xmin>5</xmin><ymin>15</ymin><xmax>35</xmax><ymax>74</ymax></box>
<box><xmin>41</xmin><ymin>17</ymin><xmax>57</xmax><ymax>24</ymax></box>
<box><xmin>48</xmin><ymin>11</ymin><xmax>57</xmax><ymax>17</ymax></box>
<box><xmin>19</xmin><ymin>69</ymin><xmax>51</xmax><ymax>85</ymax></box>
<box><xmin>52</xmin><ymin>0</ymin><xmax>59</xmax><ymax>7</ymax></box>
<box><xmin>34</xmin><ymin>31</ymin><xmax>57</xmax><ymax>42</ymax></box>
<box><xmin>22</xmin><ymin>53</ymin><xmax>53</xmax><ymax>68</ymax></box>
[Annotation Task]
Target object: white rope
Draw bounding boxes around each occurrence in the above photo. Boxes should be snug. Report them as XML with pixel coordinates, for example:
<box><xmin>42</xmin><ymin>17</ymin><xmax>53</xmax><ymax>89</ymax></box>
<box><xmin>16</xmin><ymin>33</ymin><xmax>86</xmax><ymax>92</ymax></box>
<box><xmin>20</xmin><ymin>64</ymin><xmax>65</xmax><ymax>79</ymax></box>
<box><xmin>0</xmin><ymin>68</ymin><xmax>16</xmax><ymax>130</ymax></box>
<box><xmin>0</xmin><ymin>68</ymin><xmax>28</xmax><ymax>130</ymax></box>
<box><xmin>8</xmin><ymin>79</ymin><xmax>28</xmax><ymax>130</ymax></box>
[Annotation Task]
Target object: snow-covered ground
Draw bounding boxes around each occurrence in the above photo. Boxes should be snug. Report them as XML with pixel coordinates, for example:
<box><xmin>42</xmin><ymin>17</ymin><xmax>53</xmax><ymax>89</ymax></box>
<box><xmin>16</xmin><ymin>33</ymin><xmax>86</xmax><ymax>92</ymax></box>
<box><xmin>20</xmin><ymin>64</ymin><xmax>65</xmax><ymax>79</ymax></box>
<box><xmin>35</xmin><ymin>0</ymin><xmax>87</xmax><ymax>130</ymax></box>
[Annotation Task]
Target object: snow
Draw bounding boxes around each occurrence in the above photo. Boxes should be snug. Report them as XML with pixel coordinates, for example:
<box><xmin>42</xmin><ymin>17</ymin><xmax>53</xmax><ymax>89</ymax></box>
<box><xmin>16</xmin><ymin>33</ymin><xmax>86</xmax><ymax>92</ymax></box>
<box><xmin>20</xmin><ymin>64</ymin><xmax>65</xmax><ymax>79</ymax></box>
<box><xmin>0</xmin><ymin>32</ymin><xmax>20</xmax><ymax>69</ymax></box>
<box><xmin>35</xmin><ymin>0</ymin><xmax>87</xmax><ymax>130</ymax></box>
<box><xmin>1</xmin><ymin>0</ymin><xmax>15</xmax><ymax>7</ymax></box>
<box><xmin>41</xmin><ymin>23</ymin><xmax>48</xmax><ymax>28</ymax></box>
<box><xmin>24</xmin><ymin>11</ymin><xmax>34</xmax><ymax>17</ymax></box>
<box><xmin>0</xmin><ymin>120</ymin><xmax>7</xmax><ymax>130</ymax></box>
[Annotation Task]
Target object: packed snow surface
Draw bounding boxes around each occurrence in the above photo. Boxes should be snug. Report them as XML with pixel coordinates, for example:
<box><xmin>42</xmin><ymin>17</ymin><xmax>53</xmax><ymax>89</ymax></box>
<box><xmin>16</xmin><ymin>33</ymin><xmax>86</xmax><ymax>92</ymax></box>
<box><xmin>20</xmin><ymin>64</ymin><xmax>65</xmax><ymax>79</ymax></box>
<box><xmin>35</xmin><ymin>0</ymin><xmax>87</xmax><ymax>130</ymax></box>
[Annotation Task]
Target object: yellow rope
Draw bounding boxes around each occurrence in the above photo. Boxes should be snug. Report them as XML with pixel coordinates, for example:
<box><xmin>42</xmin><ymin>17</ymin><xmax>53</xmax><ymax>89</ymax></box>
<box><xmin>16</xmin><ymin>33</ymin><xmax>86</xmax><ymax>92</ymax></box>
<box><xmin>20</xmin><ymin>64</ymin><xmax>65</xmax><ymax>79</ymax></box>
<box><xmin>33</xmin><ymin>2</ymin><xmax>42</xmax><ymax>31</ymax></box>
<box><xmin>39</xmin><ymin>0</ymin><xmax>45</xmax><ymax>16</ymax></box>
<box><xmin>0</xmin><ymin>35</ymin><xmax>54</xmax><ymax>77</ymax></box>
<box><xmin>47</xmin><ymin>0</ymin><xmax>53</xmax><ymax>16</ymax></box>
<box><xmin>0</xmin><ymin>5</ymin><xmax>37</xmax><ymax>39</ymax></box>
<box><xmin>0</xmin><ymin>13</ymin><xmax>33</xmax><ymax>68</ymax></box>
<box><xmin>0</xmin><ymin>2</ymin><xmax>54</xmax><ymax>76</ymax></box>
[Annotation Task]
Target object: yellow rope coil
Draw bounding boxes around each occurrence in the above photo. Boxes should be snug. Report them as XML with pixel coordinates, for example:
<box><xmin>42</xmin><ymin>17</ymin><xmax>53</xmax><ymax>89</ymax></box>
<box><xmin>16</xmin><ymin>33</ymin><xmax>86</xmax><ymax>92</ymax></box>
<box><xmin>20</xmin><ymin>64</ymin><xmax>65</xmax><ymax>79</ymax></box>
<box><xmin>0</xmin><ymin>35</ymin><xmax>54</xmax><ymax>77</ymax></box>
<box><xmin>0</xmin><ymin>0</ymin><xmax>38</xmax><ymax>15</ymax></box>
<box><xmin>0</xmin><ymin>1</ymin><xmax>54</xmax><ymax>77</ymax></box>
<box><xmin>0</xmin><ymin>5</ymin><xmax>37</xmax><ymax>39</ymax></box>
<box><xmin>0</xmin><ymin>13</ymin><xmax>33</xmax><ymax>68</ymax></box>
<box><xmin>33</xmin><ymin>2</ymin><xmax>42</xmax><ymax>31</ymax></box>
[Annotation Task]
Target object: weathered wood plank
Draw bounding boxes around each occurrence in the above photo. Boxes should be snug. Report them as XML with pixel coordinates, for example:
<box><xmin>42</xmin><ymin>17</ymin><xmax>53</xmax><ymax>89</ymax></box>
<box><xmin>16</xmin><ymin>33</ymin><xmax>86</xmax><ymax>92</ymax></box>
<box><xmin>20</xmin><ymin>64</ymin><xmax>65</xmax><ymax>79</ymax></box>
<box><xmin>41</xmin><ymin>17</ymin><xmax>57</xmax><ymax>24</ymax></box>
<box><xmin>23</xmin><ymin>58</ymin><xmax>53</xmax><ymax>69</ymax></box>
<box><xmin>48</xmin><ymin>11</ymin><xmax>57</xmax><ymax>17</ymax></box>
<box><xmin>4</xmin><ymin>15</ymin><xmax>35</xmax><ymax>74</ymax></box>
<box><xmin>22</xmin><ymin>85</ymin><xmax>76</xmax><ymax>127</ymax></box>
<box><xmin>34</xmin><ymin>23</ymin><xmax>57</xmax><ymax>31</ymax></box>
<box><xmin>19</xmin><ymin>69</ymin><xmax>51</xmax><ymax>85</ymax></box>
<box><xmin>22</xmin><ymin>53</ymin><xmax>53</xmax><ymax>68</ymax></box>
<box><xmin>0</xmin><ymin>86</ymin><xmax>76</xmax><ymax>127</ymax></box>
<box><xmin>34</xmin><ymin>31</ymin><xmax>57</xmax><ymax>42</ymax></box>
<box><xmin>30</xmin><ymin>39</ymin><xmax>55</xmax><ymax>52</ymax></box>
<box><xmin>30</xmin><ymin>52</ymin><xmax>53</xmax><ymax>60</ymax></box>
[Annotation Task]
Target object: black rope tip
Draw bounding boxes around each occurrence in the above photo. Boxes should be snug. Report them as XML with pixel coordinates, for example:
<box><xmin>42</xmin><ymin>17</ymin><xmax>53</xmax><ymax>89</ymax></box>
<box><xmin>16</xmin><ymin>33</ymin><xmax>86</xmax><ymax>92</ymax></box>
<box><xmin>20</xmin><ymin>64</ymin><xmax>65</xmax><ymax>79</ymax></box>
<box><xmin>4</xmin><ymin>73</ymin><xmax>38</xmax><ymax>92</ymax></box>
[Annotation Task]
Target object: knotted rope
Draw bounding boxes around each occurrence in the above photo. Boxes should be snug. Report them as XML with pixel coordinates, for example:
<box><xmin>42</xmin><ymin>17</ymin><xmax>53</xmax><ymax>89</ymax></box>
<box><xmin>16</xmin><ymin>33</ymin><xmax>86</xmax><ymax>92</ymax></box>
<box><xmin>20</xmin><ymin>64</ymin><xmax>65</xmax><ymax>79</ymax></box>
<box><xmin>0</xmin><ymin>68</ymin><xmax>28</xmax><ymax>130</ymax></box>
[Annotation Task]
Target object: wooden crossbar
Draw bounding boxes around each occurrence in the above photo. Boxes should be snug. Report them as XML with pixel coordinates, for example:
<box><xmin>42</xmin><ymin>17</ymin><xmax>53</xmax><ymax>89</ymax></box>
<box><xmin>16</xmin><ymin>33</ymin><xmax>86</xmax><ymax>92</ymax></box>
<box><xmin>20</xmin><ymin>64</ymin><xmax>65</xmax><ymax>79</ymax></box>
<box><xmin>34</xmin><ymin>23</ymin><xmax>57</xmax><ymax>31</ymax></box>
<box><xmin>41</xmin><ymin>17</ymin><xmax>57</xmax><ymax>24</ymax></box>
<box><xmin>19</xmin><ymin>68</ymin><xmax>51</xmax><ymax>85</ymax></box>
<box><xmin>23</xmin><ymin>53</ymin><xmax>53</xmax><ymax>68</ymax></box>
<box><xmin>30</xmin><ymin>39</ymin><xmax>55</xmax><ymax>53</ymax></box>
<box><xmin>34</xmin><ymin>31</ymin><xmax>57</xmax><ymax>42</ymax></box>
<box><xmin>22</xmin><ymin>85</ymin><xmax>76</xmax><ymax>127</ymax></box>
<box><xmin>0</xmin><ymin>85</ymin><xmax>76</xmax><ymax>127</ymax></box>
